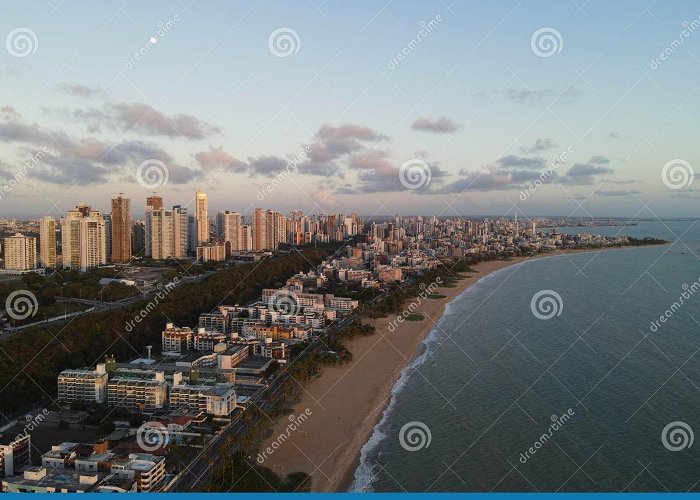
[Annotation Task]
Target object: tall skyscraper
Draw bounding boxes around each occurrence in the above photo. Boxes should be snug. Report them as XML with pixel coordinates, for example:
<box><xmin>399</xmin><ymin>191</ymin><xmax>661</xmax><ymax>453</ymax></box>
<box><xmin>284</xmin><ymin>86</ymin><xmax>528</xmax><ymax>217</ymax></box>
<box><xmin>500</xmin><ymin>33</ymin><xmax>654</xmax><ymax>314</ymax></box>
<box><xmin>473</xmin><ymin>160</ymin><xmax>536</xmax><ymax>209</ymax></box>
<box><xmin>172</xmin><ymin>205</ymin><xmax>189</xmax><ymax>258</ymax></box>
<box><xmin>253</xmin><ymin>208</ymin><xmax>266</xmax><ymax>252</ymax></box>
<box><xmin>4</xmin><ymin>233</ymin><xmax>36</xmax><ymax>270</ymax></box>
<box><xmin>61</xmin><ymin>204</ymin><xmax>107</xmax><ymax>271</ymax></box>
<box><xmin>187</xmin><ymin>214</ymin><xmax>197</xmax><ymax>253</ymax></box>
<box><xmin>102</xmin><ymin>214</ymin><xmax>112</xmax><ymax>262</ymax></box>
<box><xmin>215</xmin><ymin>211</ymin><xmax>242</xmax><ymax>253</ymax></box>
<box><xmin>290</xmin><ymin>210</ymin><xmax>304</xmax><ymax>245</ymax></box>
<box><xmin>111</xmin><ymin>195</ymin><xmax>132</xmax><ymax>263</ymax></box>
<box><xmin>145</xmin><ymin>208</ymin><xmax>173</xmax><ymax>259</ymax></box>
<box><xmin>39</xmin><ymin>216</ymin><xmax>57</xmax><ymax>268</ymax></box>
<box><xmin>195</xmin><ymin>189</ymin><xmax>208</xmax><ymax>246</ymax></box>
<box><xmin>241</xmin><ymin>224</ymin><xmax>253</xmax><ymax>252</ymax></box>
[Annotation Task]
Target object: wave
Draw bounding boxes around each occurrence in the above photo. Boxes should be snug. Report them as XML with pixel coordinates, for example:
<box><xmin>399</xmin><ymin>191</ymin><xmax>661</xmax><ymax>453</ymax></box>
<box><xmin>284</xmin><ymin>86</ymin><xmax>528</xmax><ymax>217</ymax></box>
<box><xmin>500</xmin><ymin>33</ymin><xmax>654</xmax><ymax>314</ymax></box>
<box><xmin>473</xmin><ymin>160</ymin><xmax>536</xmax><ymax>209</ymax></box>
<box><xmin>348</xmin><ymin>278</ymin><xmax>486</xmax><ymax>491</ymax></box>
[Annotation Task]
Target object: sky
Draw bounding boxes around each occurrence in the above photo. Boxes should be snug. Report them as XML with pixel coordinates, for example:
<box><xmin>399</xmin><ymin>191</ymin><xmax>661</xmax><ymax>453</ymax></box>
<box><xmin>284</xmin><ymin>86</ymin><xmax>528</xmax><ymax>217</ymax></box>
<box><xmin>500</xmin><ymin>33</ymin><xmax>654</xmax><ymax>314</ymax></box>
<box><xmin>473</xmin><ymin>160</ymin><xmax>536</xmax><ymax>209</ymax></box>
<box><xmin>1</xmin><ymin>0</ymin><xmax>699</xmax><ymax>219</ymax></box>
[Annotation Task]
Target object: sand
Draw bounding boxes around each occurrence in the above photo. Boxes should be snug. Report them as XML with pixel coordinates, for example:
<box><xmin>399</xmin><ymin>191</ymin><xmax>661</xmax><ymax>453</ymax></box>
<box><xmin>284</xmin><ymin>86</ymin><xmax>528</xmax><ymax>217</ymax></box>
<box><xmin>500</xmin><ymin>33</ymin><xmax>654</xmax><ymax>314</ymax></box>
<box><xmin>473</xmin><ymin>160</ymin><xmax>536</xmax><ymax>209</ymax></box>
<box><xmin>255</xmin><ymin>248</ymin><xmax>630</xmax><ymax>491</ymax></box>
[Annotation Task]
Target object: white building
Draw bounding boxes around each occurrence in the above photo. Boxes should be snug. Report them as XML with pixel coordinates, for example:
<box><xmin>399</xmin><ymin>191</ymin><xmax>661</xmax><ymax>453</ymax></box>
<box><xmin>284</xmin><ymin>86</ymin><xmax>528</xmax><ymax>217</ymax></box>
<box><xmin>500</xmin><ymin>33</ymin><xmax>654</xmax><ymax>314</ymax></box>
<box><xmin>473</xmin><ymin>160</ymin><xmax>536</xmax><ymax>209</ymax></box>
<box><xmin>169</xmin><ymin>382</ymin><xmax>237</xmax><ymax>417</ymax></box>
<box><xmin>3</xmin><ymin>233</ymin><xmax>36</xmax><ymax>271</ymax></box>
<box><xmin>57</xmin><ymin>364</ymin><xmax>109</xmax><ymax>404</ymax></box>
<box><xmin>61</xmin><ymin>205</ymin><xmax>107</xmax><ymax>271</ymax></box>
<box><xmin>107</xmin><ymin>371</ymin><xmax>167</xmax><ymax>411</ymax></box>
<box><xmin>145</xmin><ymin>208</ymin><xmax>173</xmax><ymax>260</ymax></box>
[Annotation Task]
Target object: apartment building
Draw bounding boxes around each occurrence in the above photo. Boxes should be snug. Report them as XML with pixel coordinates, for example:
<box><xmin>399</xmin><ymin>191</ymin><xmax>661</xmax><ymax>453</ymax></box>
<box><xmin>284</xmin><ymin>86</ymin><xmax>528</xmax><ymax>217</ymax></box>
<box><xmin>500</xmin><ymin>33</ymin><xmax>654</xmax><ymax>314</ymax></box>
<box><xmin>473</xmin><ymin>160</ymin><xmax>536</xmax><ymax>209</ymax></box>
<box><xmin>3</xmin><ymin>233</ymin><xmax>36</xmax><ymax>270</ymax></box>
<box><xmin>61</xmin><ymin>205</ymin><xmax>107</xmax><ymax>271</ymax></box>
<box><xmin>40</xmin><ymin>442</ymin><xmax>164</xmax><ymax>492</ymax></box>
<box><xmin>169</xmin><ymin>382</ymin><xmax>237</xmax><ymax>417</ymax></box>
<box><xmin>38</xmin><ymin>216</ymin><xmax>56</xmax><ymax>268</ymax></box>
<box><xmin>110</xmin><ymin>195</ymin><xmax>131</xmax><ymax>263</ymax></box>
<box><xmin>57</xmin><ymin>364</ymin><xmax>109</xmax><ymax>404</ymax></box>
<box><xmin>161</xmin><ymin>323</ymin><xmax>193</xmax><ymax>353</ymax></box>
<box><xmin>192</xmin><ymin>328</ymin><xmax>226</xmax><ymax>351</ymax></box>
<box><xmin>0</xmin><ymin>434</ymin><xmax>31</xmax><ymax>478</ymax></box>
<box><xmin>107</xmin><ymin>371</ymin><xmax>167</xmax><ymax>411</ymax></box>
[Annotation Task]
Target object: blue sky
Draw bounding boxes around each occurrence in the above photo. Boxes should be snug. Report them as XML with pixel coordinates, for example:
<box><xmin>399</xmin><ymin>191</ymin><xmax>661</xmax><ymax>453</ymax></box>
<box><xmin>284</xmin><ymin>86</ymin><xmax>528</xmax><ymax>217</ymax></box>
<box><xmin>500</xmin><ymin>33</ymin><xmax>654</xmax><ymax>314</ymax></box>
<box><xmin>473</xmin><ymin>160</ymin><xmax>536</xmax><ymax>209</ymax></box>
<box><xmin>1</xmin><ymin>0</ymin><xmax>699</xmax><ymax>219</ymax></box>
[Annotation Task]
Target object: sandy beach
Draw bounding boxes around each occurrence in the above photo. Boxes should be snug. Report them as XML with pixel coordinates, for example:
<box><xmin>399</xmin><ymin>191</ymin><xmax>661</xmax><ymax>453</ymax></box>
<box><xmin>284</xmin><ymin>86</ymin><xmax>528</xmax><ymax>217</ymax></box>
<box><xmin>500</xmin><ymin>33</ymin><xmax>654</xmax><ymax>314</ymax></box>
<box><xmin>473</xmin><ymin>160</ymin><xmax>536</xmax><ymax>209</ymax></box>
<box><xmin>255</xmin><ymin>248</ymin><xmax>633</xmax><ymax>491</ymax></box>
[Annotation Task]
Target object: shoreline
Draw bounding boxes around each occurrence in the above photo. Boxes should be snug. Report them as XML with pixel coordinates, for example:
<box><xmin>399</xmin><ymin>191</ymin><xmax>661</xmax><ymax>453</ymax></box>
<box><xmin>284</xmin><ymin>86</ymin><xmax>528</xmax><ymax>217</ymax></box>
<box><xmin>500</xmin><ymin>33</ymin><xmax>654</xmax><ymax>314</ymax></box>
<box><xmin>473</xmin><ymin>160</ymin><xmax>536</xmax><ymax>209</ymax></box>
<box><xmin>256</xmin><ymin>245</ymin><xmax>658</xmax><ymax>492</ymax></box>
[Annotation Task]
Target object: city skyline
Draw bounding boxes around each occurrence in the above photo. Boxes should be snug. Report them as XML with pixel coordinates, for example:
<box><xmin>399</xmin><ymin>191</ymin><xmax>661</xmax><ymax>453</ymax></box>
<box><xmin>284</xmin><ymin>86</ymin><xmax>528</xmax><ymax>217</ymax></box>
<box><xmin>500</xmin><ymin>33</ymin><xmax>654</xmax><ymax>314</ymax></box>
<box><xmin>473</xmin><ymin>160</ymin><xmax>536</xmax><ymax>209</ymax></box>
<box><xmin>1</xmin><ymin>1</ymin><xmax>699</xmax><ymax>220</ymax></box>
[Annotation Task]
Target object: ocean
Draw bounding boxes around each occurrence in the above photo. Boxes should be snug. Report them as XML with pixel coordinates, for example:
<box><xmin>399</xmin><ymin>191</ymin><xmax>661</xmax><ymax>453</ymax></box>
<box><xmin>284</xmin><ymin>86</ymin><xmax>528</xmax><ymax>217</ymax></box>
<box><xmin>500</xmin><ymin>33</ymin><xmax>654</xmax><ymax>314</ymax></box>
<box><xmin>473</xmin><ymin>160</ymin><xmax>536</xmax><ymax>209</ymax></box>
<box><xmin>350</xmin><ymin>220</ymin><xmax>700</xmax><ymax>492</ymax></box>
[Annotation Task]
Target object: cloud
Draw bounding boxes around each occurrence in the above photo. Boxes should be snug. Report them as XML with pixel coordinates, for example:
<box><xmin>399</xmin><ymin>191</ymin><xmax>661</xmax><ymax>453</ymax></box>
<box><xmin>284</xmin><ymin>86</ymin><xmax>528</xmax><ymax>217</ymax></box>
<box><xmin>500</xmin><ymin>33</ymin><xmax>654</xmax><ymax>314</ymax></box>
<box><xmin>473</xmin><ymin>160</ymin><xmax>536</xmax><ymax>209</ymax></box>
<box><xmin>247</xmin><ymin>155</ymin><xmax>289</xmax><ymax>176</ymax></box>
<box><xmin>433</xmin><ymin>170</ymin><xmax>513</xmax><ymax>194</ymax></box>
<box><xmin>597</xmin><ymin>190</ymin><xmax>640</xmax><ymax>197</ymax></box>
<box><xmin>411</xmin><ymin>117</ymin><xmax>459</xmax><ymax>134</ymax></box>
<box><xmin>348</xmin><ymin>150</ymin><xmax>449</xmax><ymax>193</ymax></box>
<box><xmin>0</xmin><ymin>121</ymin><xmax>57</xmax><ymax>145</ymax></box>
<box><xmin>496</xmin><ymin>155</ymin><xmax>545</xmax><ymax>169</ymax></box>
<box><xmin>78</xmin><ymin>102</ymin><xmax>221</xmax><ymax>139</ymax></box>
<box><xmin>503</xmin><ymin>87</ymin><xmax>583</xmax><ymax>106</ymax></box>
<box><xmin>307</xmin><ymin>123</ymin><xmax>386</xmax><ymax>164</ymax></box>
<box><xmin>194</xmin><ymin>146</ymin><xmax>246</xmax><ymax>172</ymax></box>
<box><xmin>526</xmin><ymin>138</ymin><xmax>558</xmax><ymax>153</ymax></box>
<box><xmin>567</xmin><ymin>162</ymin><xmax>614</xmax><ymax>177</ymax></box>
<box><xmin>56</xmin><ymin>82</ymin><xmax>103</xmax><ymax>98</ymax></box>
<box><xmin>1</xmin><ymin>106</ymin><xmax>20</xmax><ymax>120</ymax></box>
<box><xmin>589</xmin><ymin>155</ymin><xmax>610</xmax><ymax>165</ymax></box>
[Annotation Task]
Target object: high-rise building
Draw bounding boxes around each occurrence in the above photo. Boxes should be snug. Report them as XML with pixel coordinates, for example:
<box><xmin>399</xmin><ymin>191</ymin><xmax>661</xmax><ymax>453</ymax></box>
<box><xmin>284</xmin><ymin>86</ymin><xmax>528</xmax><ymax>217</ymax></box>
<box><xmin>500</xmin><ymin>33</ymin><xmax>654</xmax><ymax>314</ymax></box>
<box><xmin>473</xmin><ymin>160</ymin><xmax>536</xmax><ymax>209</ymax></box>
<box><xmin>172</xmin><ymin>205</ymin><xmax>189</xmax><ymax>258</ymax></box>
<box><xmin>145</xmin><ymin>208</ymin><xmax>173</xmax><ymax>260</ymax></box>
<box><xmin>79</xmin><ymin>216</ymin><xmax>107</xmax><ymax>271</ymax></box>
<box><xmin>131</xmin><ymin>221</ymin><xmax>146</xmax><ymax>256</ymax></box>
<box><xmin>253</xmin><ymin>208</ymin><xmax>266</xmax><ymax>251</ymax></box>
<box><xmin>290</xmin><ymin>210</ymin><xmax>304</xmax><ymax>245</ymax></box>
<box><xmin>215</xmin><ymin>211</ymin><xmax>242</xmax><ymax>253</ymax></box>
<box><xmin>61</xmin><ymin>205</ymin><xmax>107</xmax><ymax>271</ymax></box>
<box><xmin>38</xmin><ymin>216</ymin><xmax>56</xmax><ymax>268</ymax></box>
<box><xmin>111</xmin><ymin>195</ymin><xmax>132</xmax><ymax>263</ymax></box>
<box><xmin>146</xmin><ymin>195</ymin><xmax>163</xmax><ymax>210</ymax></box>
<box><xmin>241</xmin><ymin>224</ymin><xmax>253</xmax><ymax>251</ymax></box>
<box><xmin>195</xmin><ymin>188</ymin><xmax>208</xmax><ymax>246</ymax></box>
<box><xmin>102</xmin><ymin>214</ymin><xmax>112</xmax><ymax>262</ymax></box>
<box><xmin>252</xmin><ymin>208</ymin><xmax>288</xmax><ymax>251</ymax></box>
<box><xmin>187</xmin><ymin>214</ymin><xmax>197</xmax><ymax>253</ymax></box>
<box><xmin>3</xmin><ymin>233</ymin><xmax>36</xmax><ymax>270</ymax></box>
